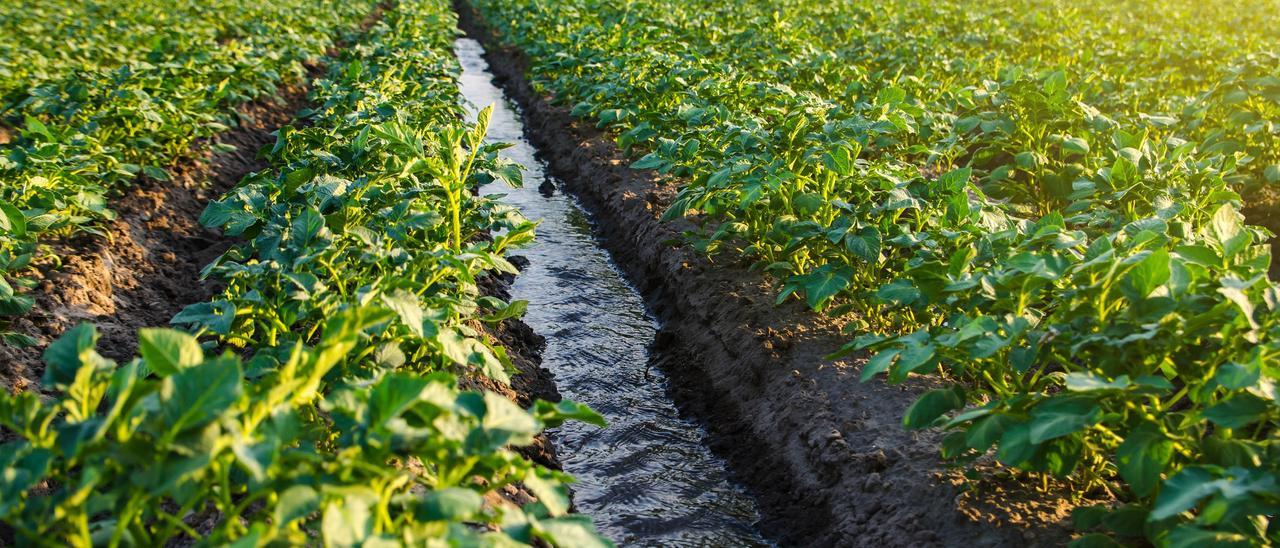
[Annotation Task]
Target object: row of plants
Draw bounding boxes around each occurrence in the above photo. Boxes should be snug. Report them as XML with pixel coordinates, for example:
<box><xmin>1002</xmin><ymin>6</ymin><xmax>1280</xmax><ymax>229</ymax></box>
<box><xmin>0</xmin><ymin>0</ymin><xmax>608</xmax><ymax>545</ymax></box>
<box><xmin>0</xmin><ymin>0</ymin><xmax>378</xmax><ymax>343</ymax></box>
<box><xmin>470</xmin><ymin>0</ymin><xmax>1279</xmax><ymax>545</ymax></box>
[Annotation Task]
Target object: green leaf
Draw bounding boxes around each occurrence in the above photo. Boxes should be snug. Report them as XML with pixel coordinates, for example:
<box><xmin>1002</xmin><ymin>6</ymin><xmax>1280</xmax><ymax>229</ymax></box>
<box><xmin>142</xmin><ymin>165</ymin><xmax>170</xmax><ymax>181</ymax></box>
<box><xmin>159</xmin><ymin>356</ymin><xmax>242</xmax><ymax>436</ymax></box>
<box><xmin>1263</xmin><ymin>164</ymin><xmax>1280</xmax><ymax>184</ymax></box>
<box><xmin>0</xmin><ymin>443</ymin><xmax>53</xmax><ymax>513</ymax></box>
<box><xmin>1214</xmin><ymin>359</ymin><xmax>1261</xmax><ymax>390</ymax></box>
<box><xmin>533</xmin><ymin>399</ymin><xmax>606</xmax><ymax>428</ymax></box>
<box><xmin>844</xmin><ymin>226</ymin><xmax>881</xmax><ymax>263</ymax></box>
<box><xmin>796</xmin><ymin>264</ymin><xmax>853</xmax><ymax>310</ymax></box>
<box><xmin>138</xmin><ymin>328</ymin><xmax>204</xmax><ymax>377</ymax></box>
<box><xmin>1151</xmin><ymin>466</ymin><xmax>1216</xmax><ymax>520</ymax></box>
<box><xmin>437</xmin><ymin>328</ymin><xmax>510</xmax><ymax>384</ymax></box>
<box><xmin>524</xmin><ymin>471</ymin><xmax>572</xmax><ymax>517</ymax></box>
<box><xmin>381</xmin><ymin>290</ymin><xmax>426</xmax><ymax>338</ymax></box>
<box><xmin>860</xmin><ymin>348</ymin><xmax>898</xmax><ymax>381</ymax></box>
<box><xmin>0</xmin><ymin>200</ymin><xmax>27</xmax><ymax>237</ymax></box>
<box><xmin>1028</xmin><ymin>397</ymin><xmax>1100</xmax><ymax>444</ymax></box>
<box><xmin>480</xmin><ymin>391</ymin><xmax>540</xmax><ymax>447</ymax></box>
<box><xmin>903</xmin><ymin>388</ymin><xmax>965</xmax><ymax>429</ymax></box>
<box><xmin>1064</xmin><ymin>372</ymin><xmax>1130</xmax><ymax>392</ymax></box>
<box><xmin>1165</xmin><ymin>526</ymin><xmax>1251</xmax><ymax>548</ymax></box>
<box><xmin>1210</xmin><ymin>205</ymin><xmax>1251</xmax><ymax>258</ymax></box>
<box><xmin>1202</xmin><ymin>394</ymin><xmax>1269</xmax><ymax>429</ymax></box>
<box><xmin>170</xmin><ymin>300</ymin><xmax>236</xmax><ymax>335</ymax></box>
<box><xmin>893</xmin><ymin>343</ymin><xmax>936</xmax><ymax>378</ymax></box>
<box><xmin>275</xmin><ymin>485</ymin><xmax>320</xmax><ymax>526</ymax></box>
<box><xmin>1042</xmin><ymin>70</ymin><xmax>1067</xmax><ymax>97</ymax></box>
<box><xmin>535</xmin><ymin>516</ymin><xmax>611</xmax><ymax>548</ymax></box>
<box><xmin>42</xmin><ymin>323</ymin><xmax>100</xmax><ymax>388</ymax></box>
<box><xmin>1125</xmin><ymin>249</ymin><xmax>1170</xmax><ymax>297</ymax></box>
<box><xmin>368</xmin><ymin>373</ymin><xmax>429</xmax><ymax>426</ymax></box>
<box><xmin>1062</xmin><ymin>135</ymin><xmax>1090</xmax><ymax>155</ymax></box>
<box><xmin>997</xmin><ymin>421</ymin><xmax>1035</xmax><ymax>466</ymax></box>
<box><xmin>965</xmin><ymin>413</ymin><xmax>1014</xmax><ymax>451</ymax></box>
<box><xmin>321</xmin><ymin>488</ymin><xmax>377</xmax><ymax>548</ymax></box>
<box><xmin>876</xmin><ymin>279</ymin><xmax>921</xmax><ymax>306</ymax></box>
<box><xmin>1115</xmin><ymin>424</ymin><xmax>1173</xmax><ymax>497</ymax></box>
<box><xmin>415</xmin><ymin>488</ymin><xmax>482</xmax><ymax>522</ymax></box>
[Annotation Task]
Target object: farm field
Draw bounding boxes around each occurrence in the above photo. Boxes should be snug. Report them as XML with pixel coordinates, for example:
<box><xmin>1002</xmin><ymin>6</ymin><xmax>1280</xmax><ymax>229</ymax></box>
<box><xmin>1</xmin><ymin>0</ymin><xmax>1278</xmax><ymax>546</ymax></box>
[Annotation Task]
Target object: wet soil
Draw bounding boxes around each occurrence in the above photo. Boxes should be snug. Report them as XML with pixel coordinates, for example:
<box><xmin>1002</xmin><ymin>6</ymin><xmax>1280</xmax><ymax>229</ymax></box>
<box><xmin>457</xmin><ymin>3</ymin><xmax>1089</xmax><ymax>546</ymax></box>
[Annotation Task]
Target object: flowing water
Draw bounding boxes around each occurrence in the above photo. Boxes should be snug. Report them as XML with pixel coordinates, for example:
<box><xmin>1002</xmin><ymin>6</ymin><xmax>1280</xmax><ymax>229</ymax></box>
<box><xmin>455</xmin><ymin>38</ymin><xmax>769</xmax><ymax>547</ymax></box>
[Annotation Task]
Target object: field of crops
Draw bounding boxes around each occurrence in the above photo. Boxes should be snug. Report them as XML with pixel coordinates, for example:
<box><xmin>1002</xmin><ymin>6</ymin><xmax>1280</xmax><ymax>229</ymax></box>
<box><xmin>471</xmin><ymin>0</ymin><xmax>1280</xmax><ymax>545</ymax></box>
<box><xmin>1</xmin><ymin>0</ymin><xmax>1278</xmax><ymax>545</ymax></box>
<box><xmin>0</xmin><ymin>0</ymin><xmax>609</xmax><ymax>545</ymax></box>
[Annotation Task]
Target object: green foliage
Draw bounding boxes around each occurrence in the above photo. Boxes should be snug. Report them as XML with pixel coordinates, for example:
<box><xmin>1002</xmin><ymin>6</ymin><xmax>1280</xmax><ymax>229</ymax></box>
<box><xmin>0</xmin><ymin>0</ymin><xmax>608</xmax><ymax>545</ymax></box>
<box><xmin>0</xmin><ymin>0</ymin><xmax>377</xmax><ymax>338</ymax></box>
<box><xmin>472</xmin><ymin>0</ymin><xmax>1280</xmax><ymax>544</ymax></box>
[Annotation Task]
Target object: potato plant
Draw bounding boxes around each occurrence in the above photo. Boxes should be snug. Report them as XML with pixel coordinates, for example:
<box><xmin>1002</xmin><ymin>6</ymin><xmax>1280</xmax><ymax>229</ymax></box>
<box><xmin>471</xmin><ymin>0</ymin><xmax>1280</xmax><ymax>544</ymax></box>
<box><xmin>0</xmin><ymin>0</ymin><xmax>609</xmax><ymax>545</ymax></box>
<box><xmin>0</xmin><ymin>0</ymin><xmax>377</xmax><ymax>342</ymax></box>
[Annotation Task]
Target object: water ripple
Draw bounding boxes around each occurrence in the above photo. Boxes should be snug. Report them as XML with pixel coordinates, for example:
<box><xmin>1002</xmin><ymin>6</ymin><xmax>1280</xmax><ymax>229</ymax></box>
<box><xmin>456</xmin><ymin>38</ymin><xmax>769</xmax><ymax>547</ymax></box>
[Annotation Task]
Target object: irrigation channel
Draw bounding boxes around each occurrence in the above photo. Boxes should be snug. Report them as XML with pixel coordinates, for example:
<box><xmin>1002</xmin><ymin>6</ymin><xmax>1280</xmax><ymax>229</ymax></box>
<box><xmin>456</xmin><ymin>38</ymin><xmax>771</xmax><ymax>546</ymax></box>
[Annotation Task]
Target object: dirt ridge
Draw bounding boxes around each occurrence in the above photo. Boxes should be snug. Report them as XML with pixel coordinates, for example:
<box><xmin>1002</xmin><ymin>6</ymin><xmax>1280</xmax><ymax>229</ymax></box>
<box><xmin>456</xmin><ymin>4</ymin><xmax>1080</xmax><ymax>546</ymax></box>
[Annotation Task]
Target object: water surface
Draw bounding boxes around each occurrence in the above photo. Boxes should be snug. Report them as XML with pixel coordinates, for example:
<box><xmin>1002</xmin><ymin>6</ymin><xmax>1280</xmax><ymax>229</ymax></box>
<box><xmin>456</xmin><ymin>37</ymin><xmax>770</xmax><ymax>547</ymax></box>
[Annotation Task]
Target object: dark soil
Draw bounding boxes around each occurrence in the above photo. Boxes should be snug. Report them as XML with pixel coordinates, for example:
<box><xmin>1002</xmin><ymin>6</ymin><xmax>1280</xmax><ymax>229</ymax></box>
<box><xmin>457</xmin><ymin>4</ymin><xmax>1092</xmax><ymax>546</ymax></box>
<box><xmin>1241</xmin><ymin>186</ymin><xmax>1280</xmax><ymax>277</ymax></box>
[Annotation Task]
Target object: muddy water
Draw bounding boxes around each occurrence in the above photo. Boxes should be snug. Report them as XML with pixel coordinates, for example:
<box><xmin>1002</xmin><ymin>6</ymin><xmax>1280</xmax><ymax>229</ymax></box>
<box><xmin>456</xmin><ymin>38</ymin><xmax>769</xmax><ymax>547</ymax></box>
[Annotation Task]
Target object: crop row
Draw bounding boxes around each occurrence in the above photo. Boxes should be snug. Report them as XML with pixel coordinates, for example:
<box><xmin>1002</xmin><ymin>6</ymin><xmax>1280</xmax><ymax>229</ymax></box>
<box><xmin>0</xmin><ymin>1</ymin><xmax>607</xmax><ymax>545</ymax></box>
<box><xmin>0</xmin><ymin>0</ymin><xmax>378</xmax><ymax>343</ymax></box>
<box><xmin>470</xmin><ymin>0</ymin><xmax>1279</xmax><ymax>545</ymax></box>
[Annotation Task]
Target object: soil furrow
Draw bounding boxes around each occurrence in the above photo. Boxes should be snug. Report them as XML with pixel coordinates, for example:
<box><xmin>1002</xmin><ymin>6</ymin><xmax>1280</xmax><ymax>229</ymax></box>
<box><xmin>456</xmin><ymin>3</ymin><xmax>1087</xmax><ymax>546</ymax></box>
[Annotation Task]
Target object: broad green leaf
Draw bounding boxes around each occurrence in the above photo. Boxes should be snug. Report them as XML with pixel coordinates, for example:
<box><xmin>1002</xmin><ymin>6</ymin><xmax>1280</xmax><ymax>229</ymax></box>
<box><xmin>1151</xmin><ymin>466</ymin><xmax>1216</xmax><ymax>520</ymax></box>
<box><xmin>903</xmin><ymin>387</ymin><xmax>965</xmax><ymax>429</ymax></box>
<box><xmin>415</xmin><ymin>488</ymin><xmax>482</xmax><ymax>521</ymax></box>
<box><xmin>1125</xmin><ymin>249</ymin><xmax>1170</xmax><ymax>297</ymax></box>
<box><xmin>1115</xmin><ymin>424</ymin><xmax>1173</xmax><ymax>497</ymax></box>
<box><xmin>368</xmin><ymin>373</ymin><xmax>429</xmax><ymax>426</ymax></box>
<box><xmin>1042</xmin><ymin>70</ymin><xmax>1067</xmax><ymax>97</ymax></box>
<box><xmin>1202</xmin><ymin>394</ymin><xmax>1269</xmax><ymax>429</ymax></box>
<box><xmin>796</xmin><ymin>264</ymin><xmax>853</xmax><ymax>310</ymax></box>
<box><xmin>1064</xmin><ymin>372</ymin><xmax>1130</xmax><ymax>392</ymax></box>
<box><xmin>1062</xmin><ymin>135</ymin><xmax>1090</xmax><ymax>155</ymax></box>
<box><xmin>524</xmin><ymin>471</ymin><xmax>572</xmax><ymax>516</ymax></box>
<box><xmin>276</xmin><ymin>485</ymin><xmax>320</xmax><ymax>526</ymax></box>
<box><xmin>0</xmin><ymin>200</ymin><xmax>27</xmax><ymax>237</ymax></box>
<box><xmin>138</xmin><ymin>328</ymin><xmax>204</xmax><ymax>376</ymax></box>
<box><xmin>844</xmin><ymin>226</ymin><xmax>881</xmax><ymax>263</ymax></box>
<box><xmin>1165</xmin><ymin>526</ymin><xmax>1251</xmax><ymax>548</ymax></box>
<box><xmin>536</xmin><ymin>516</ymin><xmax>611</xmax><ymax>548</ymax></box>
<box><xmin>159</xmin><ymin>356</ymin><xmax>242</xmax><ymax>436</ymax></box>
<box><xmin>322</xmin><ymin>488</ymin><xmax>377</xmax><ymax>548</ymax></box>
<box><xmin>42</xmin><ymin>324</ymin><xmax>100</xmax><ymax>388</ymax></box>
<box><xmin>1210</xmin><ymin>205</ymin><xmax>1250</xmax><ymax>257</ymax></box>
<box><xmin>965</xmin><ymin>413</ymin><xmax>1014</xmax><ymax>451</ymax></box>
<box><xmin>1028</xmin><ymin>397</ymin><xmax>1100</xmax><ymax>444</ymax></box>
<box><xmin>860</xmin><ymin>348</ymin><xmax>898</xmax><ymax>381</ymax></box>
<box><xmin>533</xmin><ymin>399</ymin><xmax>606</xmax><ymax>428</ymax></box>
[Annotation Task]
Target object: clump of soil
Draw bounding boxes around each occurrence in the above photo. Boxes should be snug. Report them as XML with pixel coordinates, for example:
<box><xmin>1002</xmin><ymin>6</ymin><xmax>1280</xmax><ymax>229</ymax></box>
<box><xmin>456</xmin><ymin>3</ymin><xmax>1099</xmax><ymax>545</ymax></box>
